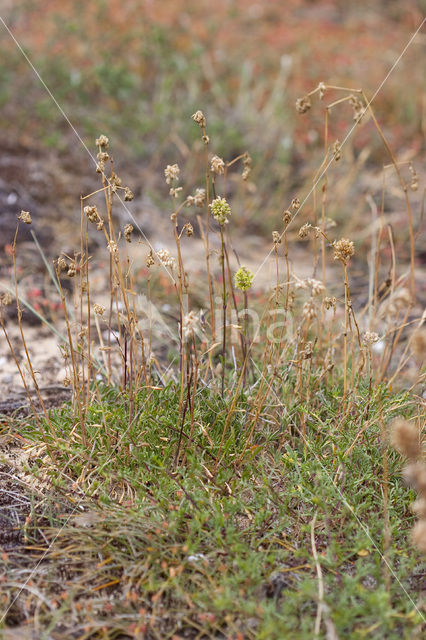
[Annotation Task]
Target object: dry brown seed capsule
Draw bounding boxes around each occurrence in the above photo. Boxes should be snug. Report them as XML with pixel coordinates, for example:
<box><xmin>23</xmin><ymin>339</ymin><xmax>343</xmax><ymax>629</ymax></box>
<box><xmin>84</xmin><ymin>205</ymin><xmax>99</xmax><ymax>223</ymax></box>
<box><xmin>94</xmin><ymin>303</ymin><xmax>105</xmax><ymax>316</ymax></box>
<box><xmin>272</xmin><ymin>231</ymin><xmax>281</xmax><ymax>244</ymax></box>
<box><xmin>18</xmin><ymin>210</ymin><xmax>32</xmax><ymax>224</ymax></box>
<box><xmin>96</xmin><ymin>135</ymin><xmax>109</xmax><ymax>149</ymax></box>
<box><xmin>283</xmin><ymin>210</ymin><xmax>292</xmax><ymax>226</ymax></box>
<box><xmin>295</xmin><ymin>96</ymin><xmax>311</xmax><ymax>114</ymax></box>
<box><xmin>0</xmin><ymin>292</ymin><xmax>12</xmax><ymax>306</ymax></box>
<box><xmin>192</xmin><ymin>110</ymin><xmax>206</xmax><ymax>128</ymax></box>
<box><xmin>124</xmin><ymin>187</ymin><xmax>134</xmax><ymax>201</ymax></box>
<box><xmin>124</xmin><ymin>224</ymin><xmax>133</xmax><ymax>243</ymax></box>
<box><xmin>211</xmin><ymin>155</ymin><xmax>225</xmax><ymax>175</ymax></box>
<box><xmin>145</xmin><ymin>249</ymin><xmax>155</xmax><ymax>267</ymax></box>
<box><xmin>185</xmin><ymin>223</ymin><xmax>194</xmax><ymax>237</ymax></box>
<box><xmin>56</xmin><ymin>257</ymin><xmax>67</xmax><ymax>273</ymax></box>
<box><xmin>332</xmin><ymin>238</ymin><xmax>354</xmax><ymax>265</ymax></box>
<box><xmin>291</xmin><ymin>197</ymin><xmax>300</xmax><ymax>210</ymax></box>
<box><xmin>298</xmin><ymin>223</ymin><xmax>311</xmax><ymax>239</ymax></box>
<box><xmin>67</xmin><ymin>262</ymin><xmax>76</xmax><ymax>277</ymax></box>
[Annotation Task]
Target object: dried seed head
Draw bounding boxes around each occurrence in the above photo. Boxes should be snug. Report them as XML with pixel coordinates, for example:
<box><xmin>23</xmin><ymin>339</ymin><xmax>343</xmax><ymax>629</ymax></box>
<box><xmin>409</xmin><ymin>164</ymin><xmax>418</xmax><ymax>191</ymax></box>
<box><xmin>97</xmin><ymin>218</ymin><xmax>105</xmax><ymax>231</ymax></box>
<box><xmin>411</xmin><ymin>520</ymin><xmax>426</xmax><ymax>553</ymax></box>
<box><xmin>185</xmin><ymin>223</ymin><xmax>194</xmax><ymax>237</ymax></box>
<box><xmin>291</xmin><ymin>197</ymin><xmax>300</xmax><ymax>210</ymax></box>
<box><xmin>0</xmin><ymin>292</ymin><xmax>12</xmax><ymax>306</ymax></box>
<box><xmin>124</xmin><ymin>187</ymin><xmax>134</xmax><ymax>201</ymax></box>
<box><xmin>96</xmin><ymin>135</ymin><xmax>109</xmax><ymax>149</ymax></box>
<box><xmin>97</xmin><ymin>151</ymin><xmax>109</xmax><ymax>163</ymax></box>
<box><xmin>303</xmin><ymin>299</ymin><xmax>316</xmax><ymax>320</ymax></box>
<box><xmin>318</xmin><ymin>81</ymin><xmax>326</xmax><ymax>99</ymax></box>
<box><xmin>107</xmin><ymin>240</ymin><xmax>118</xmax><ymax>260</ymax></box>
<box><xmin>333</xmin><ymin>238</ymin><xmax>354</xmax><ymax>265</ymax></box>
<box><xmin>169</xmin><ymin>187</ymin><xmax>183</xmax><ymax>198</ymax></box>
<box><xmin>84</xmin><ymin>205</ymin><xmax>100</xmax><ymax>223</ymax></box>
<box><xmin>242</xmin><ymin>153</ymin><xmax>252</xmax><ymax>181</ymax></box>
<box><xmin>56</xmin><ymin>257</ymin><xmax>67</xmax><ymax>273</ymax></box>
<box><xmin>157</xmin><ymin>248</ymin><xmax>176</xmax><ymax>269</ymax></box>
<box><xmin>145</xmin><ymin>249</ymin><xmax>155</xmax><ymax>267</ymax></box>
<box><xmin>235</xmin><ymin>266</ymin><xmax>254</xmax><ymax>292</ymax></box>
<box><xmin>124</xmin><ymin>224</ymin><xmax>133</xmax><ymax>242</ymax></box>
<box><xmin>307</xmin><ymin>278</ymin><xmax>325</xmax><ymax>296</ymax></box>
<box><xmin>283</xmin><ymin>210</ymin><xmax>292</xmax><ymax>226</ymax></box>
<box><xmin>391</xmin><ymin>418</ymin><xmax>422</xmax><ymax>461</ymax></box>
<box><xmin>94</xmin><ymin>303</ymin><xmax>105</xmax><ymax>316</ymax></box>
<box><xmin>182</xmin><ymin>310</ymin><xmax>198</xmax><ymax>342</ymax></box>
<box><xmin>333</xmin><ymin>140</ymin><xmax>341</xmax><ymax>161</ymax></box>
<box><xmin>272</xmin><ymin>231</ymin><xmax>281</xmax><ymax>244</ymax></box>
<box><xmin>211</xmin><ymin>155</ymin><xmax>225</xmax><ymax>175</ymax></box>
<box><xmin>323</xmin><ymin>296</ymin><xmax>336</xmax><ymax>310</ymax></box>
<box><xmin>298</xmin><ymin>223</ymin><xmax>312</xmax><ymax>239</ymax></box>
<box><xmin>67</xmin><ymin>262</ymin><xmax>76</xmax><ymax>277</ymax></box>
<box><xmin>349</xmin><ymin>95</ymin><xmax>365</xmax><ymax>124</ymax></box>
<box><xmin>363</xmin><ymin>331</ymin><xmax>379</xmax><ymax>346</ymax></box>
<box><xmin>186</xmin><ymin>187</ymin><xmax>206</xmax><ymax>208</ymax></box>
<box><xmin>295</xmin><ymin>96</ymin><xmax>311</xmax><ymax>114</ymax></box>
<box><xmin>202</xmin><ymin>135</ymin><xmax>210</xmax><ymax>145</ymax></box>
<box><xmin>164</xmin><ymin>164</ymin><xmax>180</xmax><ymax>185</ymax></box>
<box><xmin>210</xmin><ymin>196</ymin><xmax>231</xmax><ymax>225</ymax></box>
<box><xmin>63</xmin><ymin>376</ymin><xmax>71</xmax><ymax>387</ymax></box>
<box><xmin>18</xmin><ymin>210</ymin><xmax>32</xmax><ymax>224</ymax></box>
<box><xmin>192</xmin><ymin>110</ymin><xmax>206</xmax><ymax>128</ymax></box>
<box><xmin>110</xmin><ymin>174</ymin><xmax>122</xmax><ymax>192</ymax></box>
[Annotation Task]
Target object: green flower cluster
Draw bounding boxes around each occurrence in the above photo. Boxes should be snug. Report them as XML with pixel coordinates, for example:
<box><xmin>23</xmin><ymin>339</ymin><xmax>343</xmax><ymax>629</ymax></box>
<box><xmin>234</xmin><ymin>266</ymin><xmax>254</xmax><ymax>292</ymax></box>
<box><xmin>210</xmin><ymin>196</ymin><xmax>231</xmax><ymax>225</ymax></box>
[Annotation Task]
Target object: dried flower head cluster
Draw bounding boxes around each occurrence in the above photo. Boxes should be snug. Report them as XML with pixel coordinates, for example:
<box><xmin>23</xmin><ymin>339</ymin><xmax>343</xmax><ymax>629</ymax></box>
<box><xmin>96</xmin><ymin>135</ymin><xmax>109</xmax><ymax>149</ymax></box>
<box><xmin>211</xmin><ymin>155</ymin><xmax>225</xmax><ymax>175</ymax></box>
<box><xmin>295</xmin><ymin>96</ymin><xmax>311</xmax><ymax>114</ymax></box>
<box><xmin>192</xmin><ymin>110</ymin><xmax>206</xmax><ymax>128</ymax></box>
<box><xmin>333</xmin><ymin>238</ymin><xmax>354</xmax><ymax>265</ymax></box>
<box><xmin>234</xmin><ymin>266</ymin><xmax>254</xmax><ymax>292</ymax></box>
<box><xmin>164</xmin><ymin>164</ymin><xmax>180</xmax><ymax>185</ymax></box>
<box><xmin>182</xmin><ymin>310</ymin><xmax>199</xmax><ymax>342</ymax></box>
<box><xmin>18</xmin><ymin>210</ymin><xmax>32</xmax><ymax>224</ymax></box>
<box><xmin>210</xmin><ymin>196</ymin><xmax>231</xmax><ymax>226</ymax></box>
<box><xmin>295</xmin><ymin>277</ymin><xmax>325</xmax><ymax>296</ymax></box>
<box><xmin>298</xmin><ymin>222</ymin><xmax>312</xmax><ymax>239</ymax></box>
<box><xmin>124</xmin><ymin>224</ymin><xmax>133</xmax><ymax>243</ymax></box>
<box><xmin>145</xmin><ymin>249</ymin><xmax>155</xmax><ymax>267</ymax></box>
<box><xmin>157</xmin><ymin>248</ymin><xmax>176</xmax><ymax>269</ymax></box>
<box><xmin>0</xmin><ymin>292</ymin><xmax>12</xmax><ymax>307</ymax></box>
<box><xmin>362</xmin><ymin>331</ymin><xmax>380</xmax><ymax>346</ymax></box>
<box><xmin>303</xmin><ymin>299</ymin><xmax>316</xmax><ymax>320</ymax></box>
<box><xmin>272</xmin><ymin>231</ymin><xmax>281</xmax><ymax>245</ymax></box>
<box><xmin>318</xmin><ymin>81</ymin><xmax>326</xmax><ymax>99</ymax></box>
<box><xmin>333</xmin><ymin>140</ymin><xmax>341</xmax><ymax>161</ymax></box>
<box><xmin>409</xmin><ymin>164</ymin><xmax>418</xmax><ymax>191</ymax></box>
<box><xmin>94</xmin><ymin>303</ymin><xmax>105</xmax><ymax>316</ymax></box>
<box><xmin>186</xmin><ymin>188</ymin><xmax>206</xmax><ymax>208</ymax></box>
<box><xmin>391</xmin><ymin>418</ymin><xmax>426</xmax><ymax>552</ymax></box>
<box><xmin>323</xmin><ymin>296</ymin><xmax>336</xmax><ymax>310</ymax></box>
<box><xmin>124</xmin><ymin>186</ymin><xmax>134</xmax><ymax>201</ymax></box>
<box><xmin>349</xmin><ymin>95</ymin><xmax>365</xmax><ymax>124</ymax></box>
<box><xmin>242</xmin><ymin>153</ymin><xmax>252</xmax><ymax>181</ymax></box>
<box><xmin>283</xmin><ymin>210</ymin><xmax>292</xmax><ymax>227</ymax></box>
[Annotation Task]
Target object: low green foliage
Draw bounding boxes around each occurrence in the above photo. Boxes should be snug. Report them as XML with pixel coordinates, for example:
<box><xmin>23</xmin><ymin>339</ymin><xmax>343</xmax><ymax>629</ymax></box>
<box><xmin>2</xmin><ymin>381</ymin><xmax>423</xmax><ymax>639</ymax></box>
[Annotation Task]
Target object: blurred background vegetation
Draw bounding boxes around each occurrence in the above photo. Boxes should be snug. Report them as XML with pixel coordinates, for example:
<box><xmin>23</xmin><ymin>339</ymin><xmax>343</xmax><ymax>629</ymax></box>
<box><xmin>0</xmin><ymin>0</ymin><xmax>424</xmax><ymax>234</ymax></box>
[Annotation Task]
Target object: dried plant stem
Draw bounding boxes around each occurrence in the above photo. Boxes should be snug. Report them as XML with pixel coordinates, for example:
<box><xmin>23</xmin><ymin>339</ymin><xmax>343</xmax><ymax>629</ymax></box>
<box><xmin>219</xmin><ymin>226</ymin><xmax>227</xmax><ymax>397</ymax></box>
